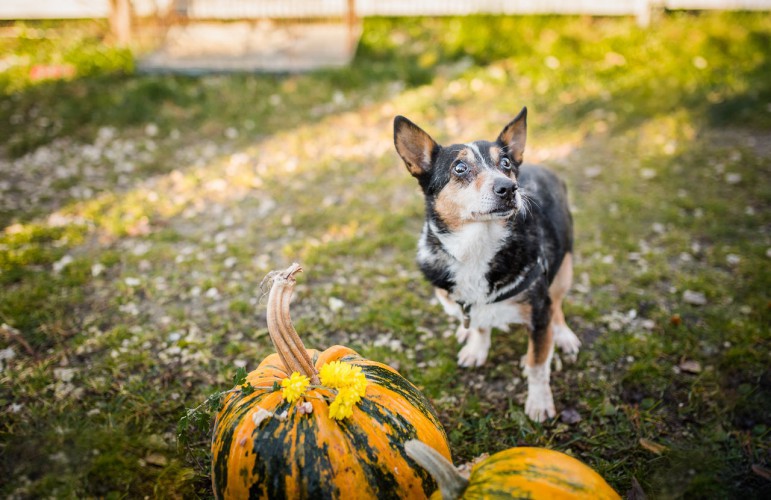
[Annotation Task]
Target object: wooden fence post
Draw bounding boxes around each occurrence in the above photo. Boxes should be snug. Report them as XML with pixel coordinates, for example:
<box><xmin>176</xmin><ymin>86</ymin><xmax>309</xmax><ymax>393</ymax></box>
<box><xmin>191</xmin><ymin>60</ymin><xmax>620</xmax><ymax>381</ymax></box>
<box><xmin>347</xmin><ymin>0</ymin><xmax>358</xmax><ymax>55</ymax></box>
<box><xmin>109</xmin><ymin>0</ymin><xmax>132</xmax><ymax>45</ymax></box>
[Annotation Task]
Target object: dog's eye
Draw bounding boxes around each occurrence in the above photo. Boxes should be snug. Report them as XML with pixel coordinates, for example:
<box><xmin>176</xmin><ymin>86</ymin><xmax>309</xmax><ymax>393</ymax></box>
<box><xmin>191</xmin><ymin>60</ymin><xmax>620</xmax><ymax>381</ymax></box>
<box><xmin>500</xmin><ymin>157</ymin><xmax>511</xmax><ymax>170</ymax></box>
<box><xmin>453</xmin><ymin>162</ymin><xmax>469</xmax><ymax>176</ymax></box>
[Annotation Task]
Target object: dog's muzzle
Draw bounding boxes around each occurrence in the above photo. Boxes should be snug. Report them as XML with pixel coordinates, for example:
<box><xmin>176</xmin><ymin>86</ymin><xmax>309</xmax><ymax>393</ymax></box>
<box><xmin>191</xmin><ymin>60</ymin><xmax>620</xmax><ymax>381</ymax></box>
<box><xmin>493</xmin><ymin>177</ymin><xmax>517</xmax><ymax>201</ymax></box>
<box><xmin>492</xmin><ymin>177</ymin><xmax>519</xmax><ymax>214</ymax></box>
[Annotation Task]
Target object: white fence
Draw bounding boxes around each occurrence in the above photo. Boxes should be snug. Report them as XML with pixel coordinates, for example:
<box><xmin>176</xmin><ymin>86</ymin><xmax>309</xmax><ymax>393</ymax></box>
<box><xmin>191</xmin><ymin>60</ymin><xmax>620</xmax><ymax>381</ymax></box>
<box><xmin>1</xmin><ymin>0</ymin><xmax>769</xmax><ymax>20</ymax></box>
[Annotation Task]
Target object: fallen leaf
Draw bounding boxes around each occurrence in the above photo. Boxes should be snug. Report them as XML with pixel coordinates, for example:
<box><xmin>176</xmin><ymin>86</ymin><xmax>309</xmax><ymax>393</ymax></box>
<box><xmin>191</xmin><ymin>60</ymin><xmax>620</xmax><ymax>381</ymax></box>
<box><xmin>639</xmin><ymin>438</ymin><xmax>668</xmax><ymax>455</ymax></box>
<box><xmin>751</xmin><ymin>464</ymin><xmax>771</xmax><ymax>481</ymax></box>
<box><xmin>626</xmin><ymin>476</ymin><xmax>648</xmax><ymax>500</ymax></box>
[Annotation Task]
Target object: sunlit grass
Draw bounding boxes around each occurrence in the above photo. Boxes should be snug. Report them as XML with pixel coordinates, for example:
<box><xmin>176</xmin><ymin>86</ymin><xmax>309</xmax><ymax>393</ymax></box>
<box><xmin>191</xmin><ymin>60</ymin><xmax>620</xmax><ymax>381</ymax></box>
<box><xmin>1</xmin><ymin>12</ymin><xmax>769</xmax><ymax>498</ymax></box>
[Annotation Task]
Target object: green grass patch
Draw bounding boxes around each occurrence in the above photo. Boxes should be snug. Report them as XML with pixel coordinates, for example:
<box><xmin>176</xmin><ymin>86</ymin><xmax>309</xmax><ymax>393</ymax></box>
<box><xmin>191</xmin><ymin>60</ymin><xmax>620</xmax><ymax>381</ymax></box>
<box><xmin>1</xmin><ymin>11</ymin><xmax>769</xmax><ymax>499</ymax></box>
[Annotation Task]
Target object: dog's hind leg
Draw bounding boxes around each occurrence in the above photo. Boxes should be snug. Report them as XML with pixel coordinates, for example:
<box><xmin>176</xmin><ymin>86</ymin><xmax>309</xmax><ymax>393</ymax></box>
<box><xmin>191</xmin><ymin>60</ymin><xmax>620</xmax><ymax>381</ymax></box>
<box><xmin>522</xmin><ymin>281</ymin><xmax>557</xmax><ymax>422</ymax></box>
<box><xmin>549</xmin><ymin>252</ymin><xmax>580</xmax><ymax>363</ymax></box>
<box><xmin>524</xmin><ymin>311</ymin><xmax>556</xmax><ymax>422</ymax></box>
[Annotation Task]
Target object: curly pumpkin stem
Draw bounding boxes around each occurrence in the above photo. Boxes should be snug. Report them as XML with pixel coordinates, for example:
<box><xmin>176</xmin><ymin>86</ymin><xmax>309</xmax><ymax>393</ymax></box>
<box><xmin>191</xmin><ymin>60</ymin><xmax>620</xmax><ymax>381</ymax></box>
<box><xmin>405</xmin><ymin>440</ymin><xmax>468</xmax><ymax>500</ymax></box>
<box><xmin>266</xmin><ymin>263</ymin><xmax>320</xmax><ymax>385</ymax></box>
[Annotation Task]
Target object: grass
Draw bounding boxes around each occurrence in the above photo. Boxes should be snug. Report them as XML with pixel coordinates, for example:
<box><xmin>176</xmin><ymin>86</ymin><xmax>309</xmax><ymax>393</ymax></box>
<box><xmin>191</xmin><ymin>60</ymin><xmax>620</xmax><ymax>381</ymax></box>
<box><xmin>1</xmin><ymin>11</ymin><xmax>770</xmax><ymax>498</ymax></box>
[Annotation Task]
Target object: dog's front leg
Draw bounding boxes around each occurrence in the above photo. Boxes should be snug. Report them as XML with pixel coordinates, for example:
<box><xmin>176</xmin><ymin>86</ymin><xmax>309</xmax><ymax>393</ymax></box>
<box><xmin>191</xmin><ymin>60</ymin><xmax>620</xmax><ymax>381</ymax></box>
<box><xmin>457</xmin><ymin>326</ymin><xmax>490</xmax><ymax>367</ymax></box>
<box><xmin>524</xmin><ymin>299</ymin><xmax>556</xmax><ymax>422</ymax></box>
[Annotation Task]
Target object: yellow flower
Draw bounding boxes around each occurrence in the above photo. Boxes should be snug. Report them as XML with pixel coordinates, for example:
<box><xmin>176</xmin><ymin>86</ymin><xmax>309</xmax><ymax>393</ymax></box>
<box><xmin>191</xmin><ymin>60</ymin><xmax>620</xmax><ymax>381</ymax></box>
<box><xmin>281</xmin><ymin>372</ymin><xmax>310</xmax><ymax>404</ymax></box>
<box><xmin>319</xmin><ymin>361</ymin><xmax>368</xmax><ymax>396</ymax></box>
<box><xmin>348</xmin><ymin>369</ymin><xmax>368</xmax><ymax>398</ymax></box>
<box><xmin>319</xmin><ymin>361</ymin><xmax>369</xmax><ymax>420</ymax></box>
<box><xmin>328</xmin><ymin>386</ymin><xmax>361</xmax><ymax>420</ymax></box>
<box><xmin>319</xmin><ymin>361</ymin><xmax>352</xmax><ymax>388</ymax></box>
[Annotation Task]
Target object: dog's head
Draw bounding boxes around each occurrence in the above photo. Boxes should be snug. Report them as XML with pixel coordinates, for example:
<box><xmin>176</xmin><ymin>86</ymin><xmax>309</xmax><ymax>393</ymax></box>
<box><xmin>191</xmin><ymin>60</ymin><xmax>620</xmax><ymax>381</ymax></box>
<box><xmin>394</xmin><ymin>108</ymin><xmax>527</xmax><ymax>231</ymax></box>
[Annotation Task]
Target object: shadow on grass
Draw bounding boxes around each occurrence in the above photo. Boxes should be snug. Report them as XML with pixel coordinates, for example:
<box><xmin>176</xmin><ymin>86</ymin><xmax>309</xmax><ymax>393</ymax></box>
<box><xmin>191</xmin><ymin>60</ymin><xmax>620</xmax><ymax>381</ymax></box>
<box><xmin>1</xmin><ymin>12</ymin><xmax>770</xmax><ymax>499</ymax></box>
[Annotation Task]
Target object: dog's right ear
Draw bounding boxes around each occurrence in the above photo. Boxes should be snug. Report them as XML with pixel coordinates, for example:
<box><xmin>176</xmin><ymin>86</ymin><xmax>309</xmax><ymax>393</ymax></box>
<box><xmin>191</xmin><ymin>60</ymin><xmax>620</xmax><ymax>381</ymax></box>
<box><xmin>394</xmin><ymin>116</ymin><xmax>439</xmax><ymax>177</ymax></box>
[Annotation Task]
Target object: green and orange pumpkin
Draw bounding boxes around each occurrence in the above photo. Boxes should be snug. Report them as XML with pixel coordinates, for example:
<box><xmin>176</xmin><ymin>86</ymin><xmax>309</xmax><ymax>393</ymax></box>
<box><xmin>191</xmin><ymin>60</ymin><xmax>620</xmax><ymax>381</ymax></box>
<box><xmin>211</xmin><ymin>264</ymin><xmax>452</xmax><ymax>499</ymax></box>
<box><xmin>405</xmin><ymin>440</ymin><xmax>620</xmax><ymax>500</ymax></box>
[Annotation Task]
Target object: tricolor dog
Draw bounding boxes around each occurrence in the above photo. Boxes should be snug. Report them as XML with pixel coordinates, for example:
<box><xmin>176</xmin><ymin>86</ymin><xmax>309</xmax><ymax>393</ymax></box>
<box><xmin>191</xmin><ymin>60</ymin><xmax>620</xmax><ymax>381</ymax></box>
<box><xmin>394</xmin><ymin>108</ymin><xmax>580</xmax><ymax>422</ymax></box>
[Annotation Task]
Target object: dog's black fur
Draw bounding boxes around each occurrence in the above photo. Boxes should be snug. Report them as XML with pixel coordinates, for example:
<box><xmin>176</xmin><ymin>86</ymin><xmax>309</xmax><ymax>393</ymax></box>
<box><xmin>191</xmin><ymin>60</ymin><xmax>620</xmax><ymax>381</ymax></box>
<box><xmin>394</xmin><ymin>108</ymin><xmax>578</xmax><ymax>421</ymax></box>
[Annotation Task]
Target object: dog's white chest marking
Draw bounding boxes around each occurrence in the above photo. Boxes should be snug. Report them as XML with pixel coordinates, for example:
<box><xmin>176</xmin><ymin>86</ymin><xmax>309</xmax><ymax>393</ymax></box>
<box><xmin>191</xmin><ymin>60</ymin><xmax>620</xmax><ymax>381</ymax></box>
<box><xmin>435</xmin><ymin>222</ymin><xmax>508</xmax><ymax>305</ymax></box>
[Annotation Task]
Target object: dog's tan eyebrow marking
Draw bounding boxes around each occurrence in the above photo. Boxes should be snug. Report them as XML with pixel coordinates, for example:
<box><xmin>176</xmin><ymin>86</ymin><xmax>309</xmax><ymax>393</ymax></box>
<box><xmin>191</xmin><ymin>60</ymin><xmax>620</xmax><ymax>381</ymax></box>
<box><xmin>465</xmin><ymin>143</ymin><xmax>485</xmax><ymax>165</ymax></box>
<box><xmin>454</xmin><ymin>148</ymin><xmax>475</xmax><ymax>165</ymax></box>
<box><xmin>489</xmin><ymin>146</ymin><xmax>501</xmax><ymax>164</ymax></box>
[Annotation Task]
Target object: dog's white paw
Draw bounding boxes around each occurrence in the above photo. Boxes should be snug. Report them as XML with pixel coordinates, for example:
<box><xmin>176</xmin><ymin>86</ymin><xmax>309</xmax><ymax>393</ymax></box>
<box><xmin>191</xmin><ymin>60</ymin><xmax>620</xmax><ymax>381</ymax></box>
<box><xmin>457</xmin><ymin>333</ymin><xmax>490</xmax><ymax>368</ymax></box>
<box><xmin>553</xmin><ymin>324</ymin><xmax>581</xmax><ymax>363</ymax></box>
<box><xmin>525</xmin><ymin>384</ymin><xmax>556</xmax><ymax>422</ymax></box>
<box><xmin>455</xmin><ymin>326</ymin><xmax>471</xmax><ymax>344</ymax></box>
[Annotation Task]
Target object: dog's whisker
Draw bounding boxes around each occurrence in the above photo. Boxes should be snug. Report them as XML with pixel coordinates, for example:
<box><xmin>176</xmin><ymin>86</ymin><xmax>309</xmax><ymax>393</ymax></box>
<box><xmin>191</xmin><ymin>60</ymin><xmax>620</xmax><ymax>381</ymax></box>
<box><xmin>518</xmin><ymin>190</ymin><xmax>536</xmax><ymax>219</ymax></box>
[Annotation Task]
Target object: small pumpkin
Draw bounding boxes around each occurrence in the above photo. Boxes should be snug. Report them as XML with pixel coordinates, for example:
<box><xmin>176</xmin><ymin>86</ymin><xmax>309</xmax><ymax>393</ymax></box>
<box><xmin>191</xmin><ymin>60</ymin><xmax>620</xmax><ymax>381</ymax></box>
<box><xmin>211</xmin><ymin>264</ymin><xmax>452</xmax><ymax>499</ymax></box>
<box><xmin>405</xmin><ymin>440</ymin><xmax>620</xmax><ymax>500</ymax></box>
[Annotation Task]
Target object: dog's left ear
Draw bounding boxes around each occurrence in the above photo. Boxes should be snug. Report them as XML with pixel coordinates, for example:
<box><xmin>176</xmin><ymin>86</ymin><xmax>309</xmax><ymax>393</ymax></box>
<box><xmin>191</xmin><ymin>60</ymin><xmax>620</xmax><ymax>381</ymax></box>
<box><xmin>497</xmin><ymin>107</ymin><xmax>527</xmax><ymax>165</ymax></box>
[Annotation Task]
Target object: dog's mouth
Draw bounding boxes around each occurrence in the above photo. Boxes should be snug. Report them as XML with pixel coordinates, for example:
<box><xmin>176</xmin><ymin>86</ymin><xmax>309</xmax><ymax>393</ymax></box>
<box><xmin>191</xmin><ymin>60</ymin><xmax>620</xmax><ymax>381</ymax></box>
<box><xmin>472</xmin><ymin>206</ymin><xmax>517</xmax><ymax>220</ymax></box>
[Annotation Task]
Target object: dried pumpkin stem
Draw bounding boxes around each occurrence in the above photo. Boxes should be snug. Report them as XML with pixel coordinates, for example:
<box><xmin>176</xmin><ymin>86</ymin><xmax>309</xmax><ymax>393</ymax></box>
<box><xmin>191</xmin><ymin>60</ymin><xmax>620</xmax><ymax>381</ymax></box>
<box><xmin>405</xmin><ymin>440</ymin><xmax>468</xmax><ymax>500</ymax></box>
<box><xmin>266</xmin><ymin>263</ymin><xmax>320</xmax><ymax>385</ymax></box>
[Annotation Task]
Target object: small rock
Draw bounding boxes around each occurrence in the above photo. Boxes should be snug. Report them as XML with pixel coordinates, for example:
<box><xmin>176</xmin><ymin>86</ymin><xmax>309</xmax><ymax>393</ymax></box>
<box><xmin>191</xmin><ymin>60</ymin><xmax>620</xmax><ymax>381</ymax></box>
<box><xmin>53</xmin><ymin>367</ymin><xmax>76</xmax><ymax>382</ymax></box>
<box><xmin>726</xmin><ymin>254</ymin><xmax>741</xmax><ymax>266</ymax></box>
<box><xmin>679</xmin><ymin>360</ymin><xmax>702</xmax><ymax>374</ymax></box>
<box><xmin>144</xmin><ymin>453</ymin><xmax>168</xmax><ymax>467</ymax></box>
<box><xmin>725</xmin><ymin>173</ymin><xmax>742</xmax><ymax>185</ymax></box>
<box><xmin>683</xmin><ymin>290</ymin><xmax>707</xmax><ymax>306</ymax></box>
<box><xmin>53</xmin><ymin>255</ymin><xmax>73</xmax><ymax>273</ymax></box>
<box><xmin>124</xmin><ymin>277</ymin><xmax>141</xmax><ymax>287</ymax></box>
<box><xmin>145</xmin><ymin>123</ymin><xmax>159</xmax><ymax>137</ymax></box>
<box><xmin>584</xmin><ymin>166</ymin><xmax>602</xmax><ymax>179</ymax></box>
<box><xmin>560</xmin><ymin>408</ymin><xmax>581</xmax><ymax>424</ymax></box>
<box><xmin>328</xmin><ymin>297</ymin><xmax>345</xmax><ymax>313</ymax></box>
<box><xmin>91</xmin><ymin>263</ymin><xmax>105</xmax><ymax>277</ymax></box>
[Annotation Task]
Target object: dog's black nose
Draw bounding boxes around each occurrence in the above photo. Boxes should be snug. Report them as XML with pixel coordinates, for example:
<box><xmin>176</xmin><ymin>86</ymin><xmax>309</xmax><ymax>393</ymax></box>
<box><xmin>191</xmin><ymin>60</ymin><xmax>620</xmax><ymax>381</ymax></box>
<box><xmin>493</xmin><ymin>177</ymin><xmax>517</xmax><ymax>199</ymax></box>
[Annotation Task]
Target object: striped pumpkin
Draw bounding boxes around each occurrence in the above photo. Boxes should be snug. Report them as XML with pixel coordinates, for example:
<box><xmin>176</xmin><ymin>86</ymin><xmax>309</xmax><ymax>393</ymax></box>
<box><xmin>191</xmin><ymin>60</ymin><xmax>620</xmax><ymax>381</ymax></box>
<box><xmin>406</xmin><ymin>440</ymin><xmax>620</xmax><ymax>500</ymax></box>
<box><xmin>211</xmin><ymin>264</ymin><xmax>452</xmax><ymax>499</ymax></box>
